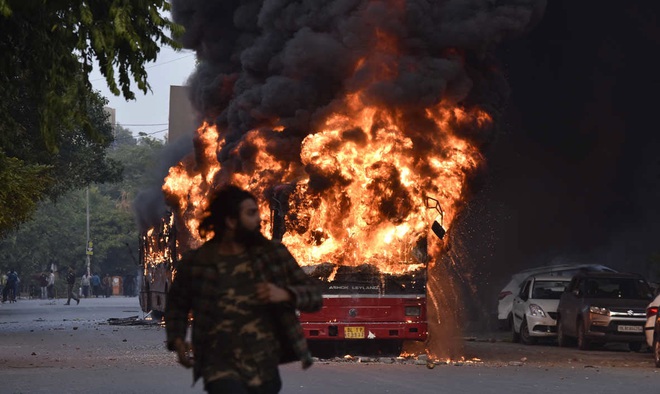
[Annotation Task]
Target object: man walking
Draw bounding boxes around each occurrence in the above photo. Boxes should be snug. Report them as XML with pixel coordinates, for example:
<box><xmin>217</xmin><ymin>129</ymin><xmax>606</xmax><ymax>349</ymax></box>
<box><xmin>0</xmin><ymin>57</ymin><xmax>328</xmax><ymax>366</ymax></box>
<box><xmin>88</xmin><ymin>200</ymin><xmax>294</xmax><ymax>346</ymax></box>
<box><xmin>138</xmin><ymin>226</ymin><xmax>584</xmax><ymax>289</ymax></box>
<box><xmin>64</xmin><ymin>266</ymin><xmax>80</xmax><ymax>305</ymax></box>
<box><xmin>81</xmin><ymin>272</ymin><xmax>91</xmax><ymax>298</ymax></box>
<box><xmin>90</xmin><ymin>273</ymin><xmax>101</xmax><ymax>297</ymax></box>
<box><xmin>165</xmin><ymin>185</ymin><xmax>322</xmax><ymax>394</ymax></box>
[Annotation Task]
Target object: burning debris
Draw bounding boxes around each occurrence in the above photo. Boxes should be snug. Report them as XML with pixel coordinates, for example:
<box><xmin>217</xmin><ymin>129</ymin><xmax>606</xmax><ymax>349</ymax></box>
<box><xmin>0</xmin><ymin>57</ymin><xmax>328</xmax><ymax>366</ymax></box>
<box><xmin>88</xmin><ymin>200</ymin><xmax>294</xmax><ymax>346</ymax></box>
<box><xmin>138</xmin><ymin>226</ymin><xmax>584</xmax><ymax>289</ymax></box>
<box><xmin>136</xmin><ymin>0</ymin><xmax>546</xmax><ymax>358</ymax></box>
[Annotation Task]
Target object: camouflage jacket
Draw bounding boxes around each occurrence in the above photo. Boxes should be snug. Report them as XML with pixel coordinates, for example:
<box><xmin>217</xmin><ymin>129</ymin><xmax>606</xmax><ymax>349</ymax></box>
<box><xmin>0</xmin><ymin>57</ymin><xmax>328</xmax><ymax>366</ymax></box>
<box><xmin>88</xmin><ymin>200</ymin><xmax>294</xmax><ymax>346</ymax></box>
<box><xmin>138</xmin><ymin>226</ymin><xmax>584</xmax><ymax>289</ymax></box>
<box><xmin>165</xmin><ymin>239</ymin><xmax>323</xmax><ymax>384</ymax></box>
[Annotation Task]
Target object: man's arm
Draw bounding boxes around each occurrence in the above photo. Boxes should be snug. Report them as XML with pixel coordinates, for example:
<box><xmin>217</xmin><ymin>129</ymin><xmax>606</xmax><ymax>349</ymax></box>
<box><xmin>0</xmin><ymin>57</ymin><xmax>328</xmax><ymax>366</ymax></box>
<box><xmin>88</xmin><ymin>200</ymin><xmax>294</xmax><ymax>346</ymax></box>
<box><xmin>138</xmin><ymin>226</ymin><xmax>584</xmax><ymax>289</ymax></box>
<box><xmin>275</xmin><ymin>244</ymin><xmax>323</xmax><ymax>313</ymax></box>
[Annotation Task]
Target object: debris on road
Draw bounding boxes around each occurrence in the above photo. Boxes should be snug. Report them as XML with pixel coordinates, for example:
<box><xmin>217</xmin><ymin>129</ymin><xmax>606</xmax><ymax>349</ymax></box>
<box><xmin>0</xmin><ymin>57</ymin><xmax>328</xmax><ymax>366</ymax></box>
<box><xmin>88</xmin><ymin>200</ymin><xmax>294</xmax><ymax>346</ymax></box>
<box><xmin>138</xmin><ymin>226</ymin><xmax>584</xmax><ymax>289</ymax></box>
<box><xmin>106</xmin><ymin>316</ymin><xmax>162</xmax><ymax>326</ymax></box>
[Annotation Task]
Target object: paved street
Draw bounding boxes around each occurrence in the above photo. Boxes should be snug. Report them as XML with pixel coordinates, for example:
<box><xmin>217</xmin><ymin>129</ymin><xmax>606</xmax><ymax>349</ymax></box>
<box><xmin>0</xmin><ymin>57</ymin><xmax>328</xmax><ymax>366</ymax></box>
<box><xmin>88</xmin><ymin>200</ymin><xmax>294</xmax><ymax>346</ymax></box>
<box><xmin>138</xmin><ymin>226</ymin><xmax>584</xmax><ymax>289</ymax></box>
<box><xmin>1</xmin><ymin>298</ymin><xmax>658</xmax><ymax>393</ymax></box>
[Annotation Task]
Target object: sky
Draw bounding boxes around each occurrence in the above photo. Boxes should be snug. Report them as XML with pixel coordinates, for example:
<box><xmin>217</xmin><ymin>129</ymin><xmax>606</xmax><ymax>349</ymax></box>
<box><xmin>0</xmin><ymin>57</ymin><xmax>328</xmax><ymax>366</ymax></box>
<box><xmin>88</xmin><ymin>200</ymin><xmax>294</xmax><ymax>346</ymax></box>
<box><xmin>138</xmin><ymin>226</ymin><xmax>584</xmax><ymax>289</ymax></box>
<box><xmin>89</xmin><ymin>46</ymin><xmax>197</xmax><ymax>140</ymax></box>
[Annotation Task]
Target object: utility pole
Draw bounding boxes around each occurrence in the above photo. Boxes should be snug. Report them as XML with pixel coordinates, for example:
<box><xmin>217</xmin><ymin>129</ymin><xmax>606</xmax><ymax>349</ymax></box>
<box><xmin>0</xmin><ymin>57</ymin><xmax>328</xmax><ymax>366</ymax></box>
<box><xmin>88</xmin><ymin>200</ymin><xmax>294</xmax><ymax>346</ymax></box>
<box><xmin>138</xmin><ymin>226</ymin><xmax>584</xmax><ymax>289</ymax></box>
<box><xmin>86</xmin><ymin>187</ymin><xmax>91</xmax><ymax>276</ymax></box>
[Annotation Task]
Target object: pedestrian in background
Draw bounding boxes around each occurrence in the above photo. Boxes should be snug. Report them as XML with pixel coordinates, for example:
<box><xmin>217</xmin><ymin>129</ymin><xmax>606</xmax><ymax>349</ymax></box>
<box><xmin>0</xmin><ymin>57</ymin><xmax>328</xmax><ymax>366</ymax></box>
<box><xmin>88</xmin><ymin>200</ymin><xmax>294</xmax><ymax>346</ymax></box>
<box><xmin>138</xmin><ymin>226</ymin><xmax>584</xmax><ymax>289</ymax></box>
<box><xmin>165</xmin><ymin>185</ymin><xmax>323</xmax><ymax>394</ymax></box>
<box><xmin>64</xmin><ymin>266</ymin><xmax>80</xmax><ymax>305</ymax></box>
<box><xmin>2</xmin><ymin>270</ymin><xmax>19</xmax><ymax>303</ymax></box>
<box><xmin>102</xmin><ymin>274</ymin><xmax>112</xmax><ymax>297</ymax></box>
<box><xmin>91</xmin><ymin>273</ymin><xmax>101</xmax><ymax>297</ymax></box>
<box><xmin>39</xmin><ymin>271</ymin><xmax>49</xmax><ymax>299</ymax></box>
<box><xmin>81</xmin><ymin>272</ymin><xmax>91</xmax><ymax>298</ymax></box>
<box><xmin>0</xmin><ymin>272</ymin><xmax>5</xmax><ymax>299</ymax></box>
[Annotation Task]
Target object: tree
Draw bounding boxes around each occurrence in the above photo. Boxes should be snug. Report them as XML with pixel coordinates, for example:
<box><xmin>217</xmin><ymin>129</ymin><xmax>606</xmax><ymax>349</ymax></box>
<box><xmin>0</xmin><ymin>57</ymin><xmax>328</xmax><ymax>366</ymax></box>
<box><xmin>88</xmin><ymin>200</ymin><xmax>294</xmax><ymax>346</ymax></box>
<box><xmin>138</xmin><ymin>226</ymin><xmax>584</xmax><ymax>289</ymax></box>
<box><xmin>0</xmin><ymin>1</ymin><xmax>182</xmax><ymax>235</ymax></box>
<box><xmin>0</xmin><ymin>133</ymin><xmax>166</xmax><ymax>292</ymax></box>
<box><xmin>0</xmin><ymin>90</ymin><xmax>123</xmax><ymax>238</ymax></box>
<box><xmin>0</xmin><ymin>154</ymin><xmax>52</xmax><ymax>235</ymax></box>
<box><xmin>0</xmin><ymin>1</ymin><xmax>181</xmax><ymax>146</ymax></box>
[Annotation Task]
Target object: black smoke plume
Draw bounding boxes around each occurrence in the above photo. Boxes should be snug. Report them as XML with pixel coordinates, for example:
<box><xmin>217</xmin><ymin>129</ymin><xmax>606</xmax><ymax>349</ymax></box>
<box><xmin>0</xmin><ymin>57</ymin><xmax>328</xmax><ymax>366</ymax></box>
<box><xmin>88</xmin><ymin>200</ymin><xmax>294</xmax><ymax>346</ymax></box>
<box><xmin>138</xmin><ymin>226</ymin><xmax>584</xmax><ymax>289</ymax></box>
<box><xmin>172</xmin><ymin>0</ymin><xmax>546</xmax><ymax>179</ymax></box>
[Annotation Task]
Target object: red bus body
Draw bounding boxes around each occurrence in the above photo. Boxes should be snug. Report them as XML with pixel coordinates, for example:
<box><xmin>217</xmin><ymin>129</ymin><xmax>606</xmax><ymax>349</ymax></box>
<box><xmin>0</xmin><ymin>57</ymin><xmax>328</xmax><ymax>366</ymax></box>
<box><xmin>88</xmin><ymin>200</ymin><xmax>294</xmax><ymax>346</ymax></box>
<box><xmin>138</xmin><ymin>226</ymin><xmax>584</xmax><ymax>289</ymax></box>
<box><xmin>139</xmin><ymin>214</ymin><xmax>429</xmax><ymax>348</ymax></box>
<box><xmin>300</xmin><ymin>295</ymin><xmax>427</xmax><ymax>341</ymax></box>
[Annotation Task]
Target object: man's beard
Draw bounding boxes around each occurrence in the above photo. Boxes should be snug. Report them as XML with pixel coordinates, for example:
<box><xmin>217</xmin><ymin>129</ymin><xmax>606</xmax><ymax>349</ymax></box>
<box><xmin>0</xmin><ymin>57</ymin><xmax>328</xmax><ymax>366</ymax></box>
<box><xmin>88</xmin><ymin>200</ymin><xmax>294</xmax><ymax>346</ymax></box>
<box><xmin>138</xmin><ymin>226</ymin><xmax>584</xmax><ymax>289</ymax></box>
<box><xmin>235</xmin><ymin>223</ymin><xmax>267</xmax><ymax>247</ymax></box>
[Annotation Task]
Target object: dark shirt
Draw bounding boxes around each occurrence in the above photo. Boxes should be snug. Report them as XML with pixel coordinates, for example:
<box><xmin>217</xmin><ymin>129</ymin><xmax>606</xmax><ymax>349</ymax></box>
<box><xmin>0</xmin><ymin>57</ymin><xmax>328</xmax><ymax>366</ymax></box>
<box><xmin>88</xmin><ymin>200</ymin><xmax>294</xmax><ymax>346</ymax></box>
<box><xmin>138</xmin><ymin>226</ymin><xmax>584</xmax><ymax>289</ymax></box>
<box><xmin>6</xmin><ymin>272</ymin><xmax>17</xmax><ymax>284</ymax></box>
<box><xmin>66</xmin><ymin>271</ymin><xmax>76</xmax><ymax>285</ymax></box>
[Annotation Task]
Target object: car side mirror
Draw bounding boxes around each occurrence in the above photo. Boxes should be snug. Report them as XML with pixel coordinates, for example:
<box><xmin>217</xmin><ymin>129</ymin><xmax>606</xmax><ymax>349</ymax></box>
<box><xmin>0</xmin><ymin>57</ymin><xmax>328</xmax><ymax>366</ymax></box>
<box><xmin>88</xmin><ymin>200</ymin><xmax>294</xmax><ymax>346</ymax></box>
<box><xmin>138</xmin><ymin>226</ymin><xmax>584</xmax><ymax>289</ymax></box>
<box><xmin>431</xmin><ymin>221</ymin><xmax>446</xmax><ymax>240</ymax></box>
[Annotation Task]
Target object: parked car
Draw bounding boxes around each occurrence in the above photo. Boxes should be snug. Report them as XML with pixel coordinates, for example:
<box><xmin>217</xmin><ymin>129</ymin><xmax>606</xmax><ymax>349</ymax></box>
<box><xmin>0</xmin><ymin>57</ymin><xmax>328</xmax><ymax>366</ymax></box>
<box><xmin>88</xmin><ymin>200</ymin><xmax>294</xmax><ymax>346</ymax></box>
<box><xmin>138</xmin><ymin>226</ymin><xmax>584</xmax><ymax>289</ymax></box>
<box><xmin>556</xmin><ymin>272</ymin><xmax>654</xmax><ymax>351</ymax></box>
<box><xmin>498</xmin><ymin>264</ymin><xmax>616</xmax><ymax>329</ymax></box>
<box><xmin>652</xmin><ymin>312</ymin><xmax>660</xmax><ymax>367</ymax></box>
<box><xmin>645</xmin><ymin>294</ymin><xmax>660</xmax><ymax>348</ymax></box>
<box><xmin>512</xmin><ymin>275</ymin><xmax>571</xmax><ymax>344</ymax></box>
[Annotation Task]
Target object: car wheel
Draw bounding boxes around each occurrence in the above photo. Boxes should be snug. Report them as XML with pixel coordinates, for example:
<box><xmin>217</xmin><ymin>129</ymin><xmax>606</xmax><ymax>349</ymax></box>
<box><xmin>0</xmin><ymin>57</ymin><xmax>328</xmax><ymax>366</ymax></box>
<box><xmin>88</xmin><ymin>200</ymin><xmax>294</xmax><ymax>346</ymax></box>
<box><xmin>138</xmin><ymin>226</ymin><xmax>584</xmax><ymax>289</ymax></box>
<box><xmin>628</xmin><ymin>342</ymin><xmax>643</xmax><ymax>352</ymax></box>
<box><xmin>520</xmin><ymin>318</ymin><xmax>536</xmax><ymax>345</ymax></box>
<box><xmin>512</xmin><ymin>318</ymin><xmax>520</xmax><ymax>343</ymax></box>
<box><xmin>654</xmin><ymin>338</ymin><xmax>660</xmax><ymax>368</ymax></box>
<box><xmin>498</xmin><ymin>316</ymin><xmax>511</xmax><ymax>331</ymax></box>
<box><xmin>577</xmin><ymin>320</ymin><xmax>591</xmax><ymax>351</ymax></box>
<box><xmin>557</xmin><ymin>319</ymin><xmax>570</xmax><ymax>347</ymax></box>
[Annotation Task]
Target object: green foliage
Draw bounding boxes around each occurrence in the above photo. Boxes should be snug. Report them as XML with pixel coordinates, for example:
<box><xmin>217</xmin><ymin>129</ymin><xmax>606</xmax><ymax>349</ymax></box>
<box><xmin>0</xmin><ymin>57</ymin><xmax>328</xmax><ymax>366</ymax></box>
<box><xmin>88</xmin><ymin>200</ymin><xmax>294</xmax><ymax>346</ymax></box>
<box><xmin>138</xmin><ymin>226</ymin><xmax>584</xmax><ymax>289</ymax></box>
<box><xmin>0</xmin><ymin>1</ymin><xmax>182</xmax><ymax>148</ymax></box>
<box><xmin>0</xmin><ymin>1</ymin><xmax>182</xmax><ymax>235</ymax></box>
<box><xmin>0</xmin><ymin>153</ymin><xmax>53</xmax><ymax>237</ymax></box>
<box><xmin>0</xmin><ymin>133</ymin><xmax>165</xmax><ymax>290</ymax></box>
<box><xmin>0</xmin><ymin>90</ymin><xmax>122</xmax><ymax>234</ymax></box>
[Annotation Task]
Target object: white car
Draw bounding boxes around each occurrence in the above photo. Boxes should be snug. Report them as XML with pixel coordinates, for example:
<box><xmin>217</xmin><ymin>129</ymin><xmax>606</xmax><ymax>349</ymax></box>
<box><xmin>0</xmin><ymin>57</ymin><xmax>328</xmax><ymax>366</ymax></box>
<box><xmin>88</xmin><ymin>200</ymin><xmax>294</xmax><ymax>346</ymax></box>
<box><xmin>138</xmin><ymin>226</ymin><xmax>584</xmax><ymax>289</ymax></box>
<box><xmin>512</xmin><ymin>275</ymin><xmax>571</xmax><ymax>344</ymax></box>
<box><xmin>498</xmin><ymin>263</ymin><xmax>616</xmax><ymax>329</ymax></box>
<box><xmin>645</xmin><ymin>294</ymin><xmax>660</xmax><ymax>348</ymax></box>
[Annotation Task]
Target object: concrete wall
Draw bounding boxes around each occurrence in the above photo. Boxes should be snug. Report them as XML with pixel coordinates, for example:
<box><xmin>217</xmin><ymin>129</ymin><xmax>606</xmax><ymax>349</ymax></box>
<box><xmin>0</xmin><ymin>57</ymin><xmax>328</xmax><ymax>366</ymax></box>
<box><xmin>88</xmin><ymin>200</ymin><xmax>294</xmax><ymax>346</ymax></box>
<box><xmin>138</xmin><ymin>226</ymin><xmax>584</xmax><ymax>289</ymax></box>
<box><xmin>103</xmin><ymin>106</ymin><xmax>116</xmax><ymax>130</ymax></box>
<box><xmin>168</xmin><ymin>86</ymin><xmax>197</xmax><ymax>142</ymax></box>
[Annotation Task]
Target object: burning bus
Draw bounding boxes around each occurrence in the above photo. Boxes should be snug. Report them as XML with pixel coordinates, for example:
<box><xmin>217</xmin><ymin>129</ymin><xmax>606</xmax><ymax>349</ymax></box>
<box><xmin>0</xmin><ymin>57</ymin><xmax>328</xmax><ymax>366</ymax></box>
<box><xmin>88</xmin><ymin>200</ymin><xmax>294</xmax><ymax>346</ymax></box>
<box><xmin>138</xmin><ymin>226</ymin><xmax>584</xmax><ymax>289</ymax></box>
<box><xmin>136</xmin><ymin>0</ymin><xmax>544</xmax><ymax>358</ymax></box>
<box><xmin>140</xmin><ymin>184</ymin><xmax>446</xmax><ymax>352</ymax></box>
<box><xmin>139</xmin><ymin>105</ymin><xmax>485</xmax><ymax>352</ymax></box>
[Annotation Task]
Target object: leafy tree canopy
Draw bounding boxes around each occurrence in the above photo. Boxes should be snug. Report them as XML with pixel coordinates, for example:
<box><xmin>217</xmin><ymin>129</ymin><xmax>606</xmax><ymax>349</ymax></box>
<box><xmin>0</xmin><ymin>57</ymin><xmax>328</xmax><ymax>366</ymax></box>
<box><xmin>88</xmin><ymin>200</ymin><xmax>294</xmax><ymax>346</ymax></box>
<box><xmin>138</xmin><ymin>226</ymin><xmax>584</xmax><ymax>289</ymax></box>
<box><xmin>0</xmin><ymin>90</ymin><xmax>123</xmax><ymax>237</ymax></box>
<box><xmin>0</xmin><ymin>153</ymin><xmax>52</xmax><ymax>235</ymax></box>
<box><xmin>0</xmin><ymin>1</ymin><xmax>182</xmax><ymax>236</ymax></box>
<box><xmin>0</xmin><ymin>134</ymin><xmax>166</xmax><ymax>290</ymax></box>
<box><xmin>0</xmin><ymin>0</ymin><xmax>182</xmax><ymax>147</ymax></box>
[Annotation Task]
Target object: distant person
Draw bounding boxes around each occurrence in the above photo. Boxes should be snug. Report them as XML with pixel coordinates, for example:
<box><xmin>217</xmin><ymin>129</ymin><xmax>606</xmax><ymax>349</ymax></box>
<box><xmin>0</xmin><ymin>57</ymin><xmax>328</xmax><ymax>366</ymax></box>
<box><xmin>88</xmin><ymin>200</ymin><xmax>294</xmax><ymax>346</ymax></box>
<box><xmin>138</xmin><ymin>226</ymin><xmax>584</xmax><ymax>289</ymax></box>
<box><xmin>2</xmin><ymin>270</ymin><xmax>19</xmax><ymax>303</ymax></box>
<box><xmin>0</xmin><ymin>272</ymin><xmax>5</xmax><ymax>298</ymax></box>
<box><xmin>165</xmin><ymin>185</ymin><xmax>322</xmax><ymax>394</ymax></box>
<box><xmin>90</xmin><ymin>273</ymin><xmax>101</xmax><ymax>297</ymax></box>
<box><xmin>47</xmin><ymin>270</ymin><xmax>55</xmax><ymax>299</ymax></box>
<box><xmin>102</xmin><ymin>274</ymin><xmax>112</xmax><ymax>298</ymax></box>
<box><xmin>39</xmin><ymin>271</ymin><xmax>49</xmax><ymax>299</ymax></box>
<box><xmin>64</xmin><ymin>266</ymin><xmax>80</xmax><ymax>305</ymax></box>
<box><xmin>123</xmin><ymin>275</ymin><xmax>133</xmax><ymax>297</ymax></box>
<box><xmin>81</xmin><ymin>272</ymin><xmax>91</xmax><ymax>298</ymax></box>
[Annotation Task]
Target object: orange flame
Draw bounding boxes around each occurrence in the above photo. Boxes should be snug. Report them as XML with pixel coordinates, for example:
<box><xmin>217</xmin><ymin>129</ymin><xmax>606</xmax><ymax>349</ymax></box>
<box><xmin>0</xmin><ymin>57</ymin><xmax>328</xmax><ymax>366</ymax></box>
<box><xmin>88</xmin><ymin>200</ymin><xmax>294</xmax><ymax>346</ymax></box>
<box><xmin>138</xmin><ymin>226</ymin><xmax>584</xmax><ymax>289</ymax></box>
<box><xmin>161</xmin><ymin>100</ymin><xmax>490</xmax><ymax>275</ymax></box>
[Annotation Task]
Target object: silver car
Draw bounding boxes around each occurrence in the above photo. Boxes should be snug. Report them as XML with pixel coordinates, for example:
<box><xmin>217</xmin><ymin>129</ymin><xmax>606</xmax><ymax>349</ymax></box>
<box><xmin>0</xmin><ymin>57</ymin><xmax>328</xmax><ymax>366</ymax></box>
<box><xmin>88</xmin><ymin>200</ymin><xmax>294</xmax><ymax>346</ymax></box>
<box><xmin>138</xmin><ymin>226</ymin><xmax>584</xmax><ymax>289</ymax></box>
<box><xmin>498</xmin><ymin>264</ymin><xmax>616</xmax><ymax>329</ymax></box>
<box><xmin>512</xmin><ymin>275</ymin><xmax>571</xmax><ymax>344</ymax></box>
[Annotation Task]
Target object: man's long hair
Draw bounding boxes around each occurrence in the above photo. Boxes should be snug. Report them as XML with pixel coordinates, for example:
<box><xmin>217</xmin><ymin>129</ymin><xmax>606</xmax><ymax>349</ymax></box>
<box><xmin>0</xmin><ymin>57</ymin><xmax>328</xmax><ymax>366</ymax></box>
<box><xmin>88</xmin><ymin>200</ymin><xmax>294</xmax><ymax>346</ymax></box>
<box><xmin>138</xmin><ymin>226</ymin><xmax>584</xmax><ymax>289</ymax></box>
<box><xmin>198</xmin><ymin>185</ymin><xmax>259</xmax><ymax>241</ymax></box>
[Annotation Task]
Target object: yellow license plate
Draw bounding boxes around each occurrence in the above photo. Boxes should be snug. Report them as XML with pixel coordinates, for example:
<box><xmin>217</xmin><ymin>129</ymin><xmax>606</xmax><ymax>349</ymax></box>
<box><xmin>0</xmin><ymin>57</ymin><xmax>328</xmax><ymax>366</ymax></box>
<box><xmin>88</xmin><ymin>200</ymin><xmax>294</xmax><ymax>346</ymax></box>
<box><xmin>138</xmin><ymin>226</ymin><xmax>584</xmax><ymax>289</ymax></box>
<box><xmin>344</xmin><ymin>326</ymin><xmax>365</xmax><ymax>339</ymax></box>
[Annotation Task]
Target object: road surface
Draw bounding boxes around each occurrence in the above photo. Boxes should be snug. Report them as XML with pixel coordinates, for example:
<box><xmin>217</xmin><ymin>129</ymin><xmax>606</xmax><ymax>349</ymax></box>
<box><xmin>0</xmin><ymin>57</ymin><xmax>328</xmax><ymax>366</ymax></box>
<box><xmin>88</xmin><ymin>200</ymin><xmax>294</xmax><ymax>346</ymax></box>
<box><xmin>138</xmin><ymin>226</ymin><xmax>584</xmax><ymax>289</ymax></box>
<box><xmin>1</xmin><ymin>298</ymin><xmax>658</xmax><ymax>393</ymax></box>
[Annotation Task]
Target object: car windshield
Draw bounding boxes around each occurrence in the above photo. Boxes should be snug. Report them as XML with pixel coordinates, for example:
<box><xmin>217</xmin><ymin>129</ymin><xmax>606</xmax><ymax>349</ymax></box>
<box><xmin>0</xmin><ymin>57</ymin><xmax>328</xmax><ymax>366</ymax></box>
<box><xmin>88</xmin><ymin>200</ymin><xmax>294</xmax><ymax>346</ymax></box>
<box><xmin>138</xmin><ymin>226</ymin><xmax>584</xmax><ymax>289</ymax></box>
<box><xmin>532</xmin><ymin>281</ymin><xmax>568</xmax><ymax>299</ymax></box>
<box><xmin>583</xmin><ymin>278</ymin><xmax>652</xmax><ymax>300</ymax></box>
